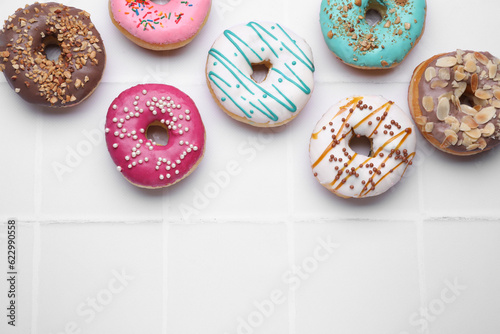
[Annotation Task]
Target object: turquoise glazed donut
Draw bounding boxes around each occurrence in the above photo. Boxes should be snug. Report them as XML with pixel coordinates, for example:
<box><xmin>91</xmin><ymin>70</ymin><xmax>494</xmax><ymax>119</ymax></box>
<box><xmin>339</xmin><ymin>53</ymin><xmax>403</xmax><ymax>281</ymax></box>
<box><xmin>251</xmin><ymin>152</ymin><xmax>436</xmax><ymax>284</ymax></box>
<box><xmin>320</xmin><ymin>0</ymin><xmax>426</xmax><ymax>69</ymax></box>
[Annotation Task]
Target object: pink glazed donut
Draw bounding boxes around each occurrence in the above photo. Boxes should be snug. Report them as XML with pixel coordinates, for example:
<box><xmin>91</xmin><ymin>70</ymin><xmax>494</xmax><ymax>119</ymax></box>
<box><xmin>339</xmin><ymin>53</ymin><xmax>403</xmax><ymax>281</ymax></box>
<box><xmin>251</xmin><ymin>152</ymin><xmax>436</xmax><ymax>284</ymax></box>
<box><xmin>105</xmin><ymin>84</ymin><xmax>206</xmax><ymax>189</ymax></box>
<box><xmin>109</xmin><ymin>0</ymin><xmax>211</xmax><ymax>50</ymax></box>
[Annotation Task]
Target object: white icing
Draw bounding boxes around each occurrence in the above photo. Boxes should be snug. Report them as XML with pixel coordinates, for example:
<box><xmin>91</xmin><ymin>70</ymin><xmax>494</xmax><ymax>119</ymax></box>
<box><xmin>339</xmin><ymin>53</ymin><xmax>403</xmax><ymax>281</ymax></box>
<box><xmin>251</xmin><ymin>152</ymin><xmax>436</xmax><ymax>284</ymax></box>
<box><xmin>206</xmin><ymin>21</ymin><xmax>315</xmax><ymax>126</ymax></box>
<box><xmin>310</xmin><ymin>96</ymin><xmax>416</xmax><ymax>198</ymax></box>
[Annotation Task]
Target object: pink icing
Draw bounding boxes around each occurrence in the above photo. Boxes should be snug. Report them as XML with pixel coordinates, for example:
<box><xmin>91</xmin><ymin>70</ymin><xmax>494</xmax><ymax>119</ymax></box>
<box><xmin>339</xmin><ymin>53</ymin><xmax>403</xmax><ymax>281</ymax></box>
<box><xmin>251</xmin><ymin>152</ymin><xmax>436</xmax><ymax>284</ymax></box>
<box><xmin>105</xmin><ymin>84</ymin><xmax>206</xmax><ymax>188</ymax></box>
<box><xmin>110</xmin><ymin>0</ymin><xmax>211</xmax><ymax>45</ymax></box>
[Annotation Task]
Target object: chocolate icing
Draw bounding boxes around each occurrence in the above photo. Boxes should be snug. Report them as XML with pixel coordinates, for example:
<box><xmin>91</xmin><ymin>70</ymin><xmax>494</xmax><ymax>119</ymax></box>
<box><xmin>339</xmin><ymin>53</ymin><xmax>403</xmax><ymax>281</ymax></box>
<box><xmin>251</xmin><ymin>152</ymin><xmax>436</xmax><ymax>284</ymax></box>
<box><xmin>415</xmin><ymin>50</ymin><xmax>500</xmax><ymax>153</ymax></box>
<box><xmin>0</xmin><ymin>2</ymin><xmax>106</xmax><ymax>107</ymax></box>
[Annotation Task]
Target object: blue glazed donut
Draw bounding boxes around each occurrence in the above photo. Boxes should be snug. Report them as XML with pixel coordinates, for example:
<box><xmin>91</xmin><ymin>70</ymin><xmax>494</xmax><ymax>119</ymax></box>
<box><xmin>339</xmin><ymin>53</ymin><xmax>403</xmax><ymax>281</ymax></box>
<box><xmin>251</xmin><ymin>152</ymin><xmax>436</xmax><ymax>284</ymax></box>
<box><xmin>320</xmin><ymin>0</ymin><xmax>426</xmax><ymax>69</ymax></box>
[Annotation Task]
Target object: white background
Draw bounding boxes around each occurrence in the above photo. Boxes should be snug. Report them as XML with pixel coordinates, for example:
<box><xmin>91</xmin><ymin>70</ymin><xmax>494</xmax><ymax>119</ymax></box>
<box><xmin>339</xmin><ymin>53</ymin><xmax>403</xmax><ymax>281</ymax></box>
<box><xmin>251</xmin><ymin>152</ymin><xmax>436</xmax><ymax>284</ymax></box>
<box><xmin>1</xmin><ymin>0</ymin><xmax>500</xmax><ymax>333</ymax></box>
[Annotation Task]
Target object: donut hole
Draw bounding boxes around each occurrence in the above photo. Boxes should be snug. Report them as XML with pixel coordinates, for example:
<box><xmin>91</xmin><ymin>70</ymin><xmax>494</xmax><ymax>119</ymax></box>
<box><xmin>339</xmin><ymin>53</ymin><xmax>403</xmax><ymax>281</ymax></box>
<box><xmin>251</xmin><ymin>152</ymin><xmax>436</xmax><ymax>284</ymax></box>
<box><xmin>459</xmin><ymin>92</ymin><xmax>476</xmax><ymax>108</ymax></box>
<box><xmin>42</xmin><ymin>36</ymin><xmax>62</xmax><ymax>62</ymax></box>
<box><xmin>146</xmin><ymin>121</ymin><xmax>169</xmax><ymax>146</ymax></box>
<box><xmin>365</xmin><ymin>0</ymin><xmax>388</xmax><ymax>26</ymax></box>
<box><xmin>151</xmin><ymin>0</ymin><xmax>171</xmax><ymax>4</ymax></box>
<box><xmin>251</xmin><ymin>62</ymin><xmax>272</xmax><ymax>84</ymax></box>
<box><xmin>349</xmin><ymin>135</ymin><xmax>373</xmax><ymax>157</ymax></box>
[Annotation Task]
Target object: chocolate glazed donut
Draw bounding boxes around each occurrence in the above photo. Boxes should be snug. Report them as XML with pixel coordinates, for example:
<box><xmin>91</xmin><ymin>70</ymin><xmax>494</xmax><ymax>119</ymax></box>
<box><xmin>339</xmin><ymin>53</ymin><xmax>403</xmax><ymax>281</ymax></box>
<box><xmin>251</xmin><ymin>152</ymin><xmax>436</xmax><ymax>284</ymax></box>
<box><xmin>0</xmin><ymin>2</ymin><xmax>106</xmax><ymax>107</ymax></box>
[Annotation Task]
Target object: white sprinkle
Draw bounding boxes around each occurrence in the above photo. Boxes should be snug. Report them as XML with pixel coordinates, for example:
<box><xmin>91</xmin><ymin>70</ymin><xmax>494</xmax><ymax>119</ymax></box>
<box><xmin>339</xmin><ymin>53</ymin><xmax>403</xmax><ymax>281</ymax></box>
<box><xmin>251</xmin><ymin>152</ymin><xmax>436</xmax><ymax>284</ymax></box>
<box><xmin>187</xmin><ymin>148</ymin><xmax>192</xmax><ymax>153</ymax></box>
<box><xmin>179</xmin><ymin>130</ymin><xmax>183</xmax><ymax>135</ymax></box>
<box><xmin>135</xmin><ymin>96</ymin><xmax>140</xmax><ymax>100</ymax></box>
<box><xmin>139</xmin><ymin>160</ymin><xmax>143</xmax><ymax>164</ymax></box>
<box><xmin>133</xmin><ymin>148</ymin><xmax>137</xmax><ymax>152</ymax></box>
<box><xmin>132</xmin><ymin>130</ymin><xmax>137</xmax><ymax>135</ymax></box>
<box><xmin>146</xmin><ymin>101</ymin><xmax>151</xmax><ymax>107</ymax></box>
<box><xmin>186</xmin><ymin>116</ymin><xmax>191</xmax><ymax>121</ymax></box>
<box><xmin>142</xmin><ymin>90</ymin><xmax>147</xmax><ymax>95</ymax></box>
<box><xmin>133</xmin><ymin>135</ymin><xmax>138</xmax><ymax>140</ymax></box>
<box><xmin>159</xmin><ymin>175</ymin><xmax>164</xmax><ymax>180</ymax></box>
<box><xmin>171</xmin><ymin>163</ymin><xmax>176</xmax><ymax>168</ymax></box>
<box><xmin>193</xmin><ymin>146</ymin><xmax>198</xmax><ymax>151</ymax></box>
<box><xmin>117</xmin><ymin>123</ymin><xmax>123</xmax><ymax>128</ymax></box>
<box><xmin>184</xmin><ymin>127</ymin><xmax>189</xmax><ymax>132</ymax></box>
<box><xmin>125</xmin><ymin>116</ymin><xmax>130</xmax><ymax>120</ymax></box>
<box><xmin>119</xmin><ymin>134</ymin><xmax>125</xmax><ymax>139</ymax></box>
<box><xmin>125</xmin><ymin>156</ymin><xmax>130</xmax><ymax>161</ymax></box>
<box><xmin>128</xmin><ymin>164</ymin><xmax>132</xmax><ymax>169</ymax></box>
<box><xmin>145</xmin><ymin>158</ymin><xmax>149</xmax><ymax>162</ymax></box>
<box><xmin>169</xmin><ymin>112</ymin><xmax>173</xmax><ymax>116</ymax></box>
<box><xmin>124</xmin><ymin>107</ymin><xmax>129</xmax><ymax>112</ymax></box>
<box><xmin>179</xmin><ymin>141</ymin><xmax>184</xmax><ymax>145</ymax></box>
<box><xmin>176</xmin><ymin>159</ymin><xmax>181</xmax><ymax>164</ymax></box>
<box><xmin>140</xmin><ymin>109</ymin><xmax>144</xmax><ymax>113</ymax></box>
<box><xmin>175</xmin><ymin>170</ymin><xmax>180</xmax><ymax>175</ymax></box>
<box><xmin>167</xmin><ymin>96</ymin><xmax>171</xmax><ymax>101</ymax></box>
<box><xmin>140</xmin><ymin>128</ymin><xmax>145</xmax><ymax>133</ymax></box>
<box><xmin>122</xmin><ymin>128</ymin><xmax>127</xmax><ymax>133</ymax></box>
<box><xmin>156</xmin><ymin>166</ymin><xmax>160</xmax><ymax>170</ymax></box>
<box><xmin>185</xmin><ymin>110</ymin><xmax>190</xmax><ymax>114</ymax></box>
<box><xmin>132</xmin><ymin>152</ymin><xmax>136</xmax><ymax>158</ymax></box>
<box><xmin>113</xmin><ymin>104</ymin><xmax>117</xmax><ymax>110</ymax></box>
<box><xmin>149</xmin><ymin>146</ymin><xmax>154</xmax><ymax>150</ymax></box>
<box><xmin>113</xmin><ymin>143</ymin><xmax>118</xmax><ymax>149</ymax></box>
<box><xmin>132</xmin><ymin>162</ymin><xmax>137</xmax><ymax>166</ymax></box>
<box><xmin>127</xmin><ymin>133</ymin><xmax>131</xmax><ymax>138</ymax></box>
<box><xmin>117</xmin><ymin>166</ymin><xmax>122</xmax><ymax>172</ymax></box>
<box><xmin>166</xmin><ymin>166</ymin><xmax>171</xmax><ymax>171</ymax></box>
<box><xmin>129</xmin><ymin>112</ymin><xmax>134</xmax><ymax>117</ymax></box>
<box><xmin>135</xmin><ymin>113</ymin><xmax>140</xmax><ymax>117</ymax></box>
<box><xmin>136</xmin><ymin>144</ymin><xmax>141</xmax><ymax>148</ymax></box>
<box><xmin>136</xmin><ymin>150</ymin><xmax>141</xmax><ymax>155</ymax></box>
<box><xmin>167</xmin><ymin>161</ymin><xmax>171</xmax><ymax>165</ymax></box>
<box><xmin>113</xmin><ymin>117</ymin><xmax>118</xmax><ymax>122</ymax></box>
<box><xmin>120</xmin><ymin>118</ymin><xmax>125</xmax><ymax>123</ymax></box>
<box><xmin>172</xmin><ymin>117</ymin><xmax>178</xmax><ymax>122</ymax></box>
<box><xmin>177</xmin><ymin>104</ymin><xmax>181</xmax><ymax>109</ymax></box>
<box><xmin>114</xmin><ymin>131</ymin><xmax>119</xmax><ymax>137</ymax></box>
<box><xmin>179</xmin><ymin>115</ymin><xmax>184</xmax><ymax>119</ymax></box>
<box><xmin>139</xmin><ymin>139</ymin><xmax>143</xmax><ymax>144</ymax></box>
<box><xmin>134</xmin><ymin>101</ymin><xmax>138</xmax><ymax>106</ymax></box>
<box><xmin>162</xmin><ymin>158</ymin><xmax>167</xmax><ymax>163</ymax></box>
<box><xmin>167</xmin><ymin>174</ymin><xmax>171</xmax><ymax>178</ymax></box>
<box><xmin>105</xmin><ymin>128</ymin><xmax>110</xmax><ymax>133</ymax></box>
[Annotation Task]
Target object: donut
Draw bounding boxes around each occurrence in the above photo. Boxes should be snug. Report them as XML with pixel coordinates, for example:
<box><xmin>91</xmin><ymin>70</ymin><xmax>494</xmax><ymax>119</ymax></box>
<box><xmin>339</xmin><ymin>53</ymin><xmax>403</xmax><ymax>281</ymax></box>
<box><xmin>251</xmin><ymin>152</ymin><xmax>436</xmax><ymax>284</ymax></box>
<box><xmin>206</xmin><ymin>21</ymin><xmax>315</xmax><ymax>127</ymax></box>
<box><xmin>310</xmin><ymin>96</ymin><xmax>416</xmax><ymax>199</ymax></box>
<box><xmin>105</xmin><ymin>84</ymin><xmax>206</xmax><ymax>189</ymax></box>
<box><xmin>320</xmin><ymin>0</ymin><xmax>426</xmax><ymax>69</ymax></box>
<box><xmin>408</xmin><ymin>50</ymin><xmax>500</xmax><ymax>156</ymax></box>
<box><xmin>0</xmin><ymin>2</ymin><xmax>106</xmax><ymax>107</ymax></box>
<box><xmin>109</xmin><ymin>0</ymin><xmax>211</xmax><ymax>51</ymax></box>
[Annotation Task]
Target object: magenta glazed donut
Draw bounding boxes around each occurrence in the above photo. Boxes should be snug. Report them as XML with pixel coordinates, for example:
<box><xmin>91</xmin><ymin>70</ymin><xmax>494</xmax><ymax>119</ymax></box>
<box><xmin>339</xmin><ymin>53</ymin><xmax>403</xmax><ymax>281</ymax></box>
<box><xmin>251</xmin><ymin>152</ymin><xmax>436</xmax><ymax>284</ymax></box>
<box><xmin>105</xmin><ymin>84</ymin><xmax>206</xmax><ymax>188</ymax></box>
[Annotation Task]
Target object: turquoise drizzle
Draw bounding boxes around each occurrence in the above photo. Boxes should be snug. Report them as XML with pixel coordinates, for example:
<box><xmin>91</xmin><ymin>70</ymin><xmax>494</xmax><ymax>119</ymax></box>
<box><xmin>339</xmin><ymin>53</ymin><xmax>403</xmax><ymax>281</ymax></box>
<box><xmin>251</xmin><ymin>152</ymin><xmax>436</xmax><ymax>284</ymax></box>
<box><xmin>208</xmin><ymin>22</ymin><xmax>315</xmax><ymax>122</ymax></box>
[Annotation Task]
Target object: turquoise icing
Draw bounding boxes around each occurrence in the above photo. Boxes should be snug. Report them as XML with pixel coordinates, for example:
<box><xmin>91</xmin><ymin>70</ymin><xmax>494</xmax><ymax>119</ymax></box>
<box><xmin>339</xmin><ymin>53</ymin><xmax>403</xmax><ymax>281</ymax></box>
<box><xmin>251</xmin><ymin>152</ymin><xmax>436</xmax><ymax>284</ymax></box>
<box><xmin>320</xmin><ymin>0</ymin><xmax>426</xmax><ymax>68</ymax></box>
<box><xmin>208</xmin><ymin>22</ymin><xmax>315</xmax><ymax>123</ymax></box>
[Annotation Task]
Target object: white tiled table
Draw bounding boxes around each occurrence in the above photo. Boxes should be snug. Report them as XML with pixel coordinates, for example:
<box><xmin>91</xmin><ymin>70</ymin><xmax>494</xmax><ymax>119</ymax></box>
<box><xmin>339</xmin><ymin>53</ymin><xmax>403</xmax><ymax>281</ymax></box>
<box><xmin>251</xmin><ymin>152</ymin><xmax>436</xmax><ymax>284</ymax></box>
<box><xmin>1</xmin><ymin>1</ymin><xmax>499</xmax><ymax>333</ymax></box>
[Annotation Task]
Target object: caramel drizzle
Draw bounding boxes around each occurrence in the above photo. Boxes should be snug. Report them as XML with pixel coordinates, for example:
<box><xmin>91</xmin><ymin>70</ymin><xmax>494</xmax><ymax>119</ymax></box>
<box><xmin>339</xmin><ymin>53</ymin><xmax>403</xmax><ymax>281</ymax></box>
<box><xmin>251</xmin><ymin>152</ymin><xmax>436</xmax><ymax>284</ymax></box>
<box><xmin>311</xmin><ymin>97</ymin><xmax>414</xmax><ymax>195</ymax></box>
<box><xmin>330</xmin><ymin>129</ymin><xmax>412</xmax><ymax>190</ymax></box>
<box><xmin>358</xmin><ymin>131</ymin><xmax>414</xmax><ymax>197</ymax></box>
<box><xmin>311</xmin><ymin>97</ymin><xmax>362</xmax><ymax>168</ymax></box>
<box><xmin>312</xmin><ymin>98</ymin><xmax>392</xmax><ymax>169</ymax></box>
<box><xmin>361</xmin><ymin>152</ymin><xmax>415</xmax><ymax>197</ymax></box>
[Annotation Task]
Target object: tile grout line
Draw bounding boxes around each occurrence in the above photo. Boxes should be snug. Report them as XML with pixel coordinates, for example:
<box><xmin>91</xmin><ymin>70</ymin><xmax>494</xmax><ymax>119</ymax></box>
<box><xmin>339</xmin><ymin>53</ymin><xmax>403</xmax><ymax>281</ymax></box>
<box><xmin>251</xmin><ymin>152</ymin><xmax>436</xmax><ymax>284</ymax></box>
<box><xmin>286</xmin><ymin>221</ymin><xmax>296</xmax><ymax>334</ymax></box>
<box><xmin>162</xmin><ymin>190</ymin><xmax>171</xmax><ymax>334</ymax></box>
<box><xmin>31</xmin><ymin>112</ymin><xmax>43</xmax><ymax>334</ymax></box>
<box><xmin>416</xmin><ymin>149</ymin><xmax>428</xmax><ymax>334</ymax></box>
<box><xmin>30</xmin><ymin>222</ymin><xmax>40</xmax><ymax>334</ymax></box>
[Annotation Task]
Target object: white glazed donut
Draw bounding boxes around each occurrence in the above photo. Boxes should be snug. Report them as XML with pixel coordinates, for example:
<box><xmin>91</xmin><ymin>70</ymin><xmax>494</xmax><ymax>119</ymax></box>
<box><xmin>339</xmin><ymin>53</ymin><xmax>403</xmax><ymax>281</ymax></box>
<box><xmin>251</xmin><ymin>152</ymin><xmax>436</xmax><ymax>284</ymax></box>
<box><xmin>206</xmin><ymin>21</ymin><xmax>315</xmax><ymax>127</ymax></box>
<box><xmin>309</xmin><ymin>96</ymin><xmax>416</xmax><ymax>199</ymax></box>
